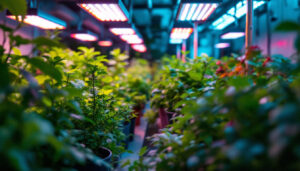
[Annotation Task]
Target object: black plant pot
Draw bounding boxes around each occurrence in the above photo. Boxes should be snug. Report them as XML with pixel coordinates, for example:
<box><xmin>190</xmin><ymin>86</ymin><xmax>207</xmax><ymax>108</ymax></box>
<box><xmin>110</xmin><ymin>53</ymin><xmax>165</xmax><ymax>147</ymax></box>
<box><xmin>77</xmin><ymin>147</ymin><xmax>112</xmax><ymax>171</ymax></box>
<box><xmin>129</xmin><ymin>117</ymin><xmax>136</xmax><ymax>141</ymax></box>
<box><xmin>122</xmin><ymin>121</ymin><xmax>131</xmax><ymax>149</ymax></box>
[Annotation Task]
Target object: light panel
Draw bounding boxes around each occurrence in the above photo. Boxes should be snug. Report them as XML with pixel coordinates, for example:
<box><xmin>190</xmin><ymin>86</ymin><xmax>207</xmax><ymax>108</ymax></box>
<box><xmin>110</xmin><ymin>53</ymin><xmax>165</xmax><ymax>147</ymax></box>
<box><xmin>71</xmin><ymin>33</ymin><xmax>98</xmax><ymax>42</ymax></box>
<box><xmin>170</xmin><ymin>38</ymin><xmax>183</xmax><ymax>44</ymax></box>
<box><xmin>170</xmin><ymin>28</ymin><xmax>193</xmax><ymax>39</ymax></box>
<box><xmin>120</xmin><ymin>35</ymin><xmax>143</xmax><ymax>44</ymax></box>
<box><xmin>79</xmin><ymin>3</ymin><xmax>128</xmax><ymax>22</ymax></box>
<box><xmin>7</xmin><ymin>10</ymin><xmax>66</xmax><ymax>29</ymax></box>
<box><xmin>215</xmin><ymin>43</ymin><xmax>230</xmax><ymax>48</ymax></box>
<box><xmin>98</xmin><ymin>40</ymin><xmax>113</xmax><ymax>47</ymax></box>
<box><xmin>221</xmin><ymin>32</ymin><xmax>245</xmax><ymax>39</ymax></box>
<box><xmin>110</xmin><ymin>28</ymin><xmax>135</xmax><ymax>35</ymax></box>
<box><xmin>131</xmin><ymin>44</ymin><xmax>147</xmax><ymax>53</ymax></box>
<box><xmin>212</xmin><ymin>1</ymin><xmax>266</xmax><ymax>30</ymax></box>
<box><xmin>177</xmin><ymin>3</ymin><xmax>218</xmax><ymax>21</ymax></box>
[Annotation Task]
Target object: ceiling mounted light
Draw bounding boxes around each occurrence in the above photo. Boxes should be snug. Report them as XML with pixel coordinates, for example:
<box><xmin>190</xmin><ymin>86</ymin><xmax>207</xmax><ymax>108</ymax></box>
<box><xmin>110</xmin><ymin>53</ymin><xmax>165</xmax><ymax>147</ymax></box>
<box><xmin>70</xmin><ymin>31</ymin><xmax>98</xmax><ymax>42</ymax></box>
<box><xmin>78</xmin><ymin>0</ymin><xmax>129</xmax><ymax>22</ymax></box>
<box><xmin>131</xmin><ymin>44</ymin><xmax>147</xmax><ymax>53</ymax></box>
<box><xmin>120</xmin><ymin>35</ymin><xmax>143</xmax><ymax>44</ymax></box>
<box><xmin>215</xmin><ymin>43</ymin><xmax>230</xmax><ymax>48</ymax></box>
<box><xmin>7</xmin><ymin>9</ymin><xmax>66</xmax><ymax>29</ymax></box>
<box><xmin>98</xmin><ymin>40</ymin><xmax>113</xmax><ymax>47</ymax></box>
<box><xmin>221</xmin><ymin>31</ymin><xmax>245</xmax><ymax>39</ymax></box>
<box><xmin>212</xmin><ymin>0</ymin><xmax>266</xmax><ymax>30</ymax></box>
<box><xmin>110</xmin><ymin>28</ymin><xmax>135</xmax><ymax>35</ymax></box>
<box><xmin>177</xmin><ymin>0</ymin><xmax>221</xmax><ymax>21</ymax></box>
<box><xmin>170</xmin><ymin>28</ymin><xmax>193</xmax><ymax>39</ymax></box>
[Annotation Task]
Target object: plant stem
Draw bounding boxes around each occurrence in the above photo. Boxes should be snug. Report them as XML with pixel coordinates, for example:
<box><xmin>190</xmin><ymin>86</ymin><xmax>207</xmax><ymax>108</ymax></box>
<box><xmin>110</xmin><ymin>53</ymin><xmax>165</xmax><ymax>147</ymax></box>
<box><xmin>92</xmin><ymin>69</ymin><xmax>96</xmax><ymax>121</ymax></box>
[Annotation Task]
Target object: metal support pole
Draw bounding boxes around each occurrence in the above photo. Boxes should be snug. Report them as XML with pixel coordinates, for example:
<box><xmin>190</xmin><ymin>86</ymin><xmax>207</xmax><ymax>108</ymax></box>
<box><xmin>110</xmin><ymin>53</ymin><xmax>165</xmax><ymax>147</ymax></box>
<box><xmin>193</xmin><ymin>22</ymin><xmax>198</xmax><ymax>59</ymax></box>
<box><xmin>266</xmin><ymin>2</ymin><xmax>271</xmax><ymax>56</ymax></box>
<box><xmin>176</xmin><ymin>44</ymin><xmax>181</xmax><ymax>59</ymax></box>
<box><xmin>182</xmin><ymin>40</ymin><xmax>186</xmax><ymax>63</ymax></box>
<box><xmin>245</xmin><ymin>0</ymin><xmax>253</xmax><ymax>49</ymax></box>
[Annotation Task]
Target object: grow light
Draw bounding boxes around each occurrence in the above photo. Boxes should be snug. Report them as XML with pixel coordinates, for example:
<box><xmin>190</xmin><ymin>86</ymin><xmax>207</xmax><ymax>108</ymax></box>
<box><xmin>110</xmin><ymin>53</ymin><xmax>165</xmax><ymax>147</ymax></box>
<box><xmin>7</xmin><ymin>9</ymin><xmax>66</xmax><ymax>29</ymax></box>
<box><xmin>177</xmin><ymin>0</ymin><xmax>220</xmax><ymax>21</ymax></box>
<box><xmin>110</xmin><ymin>28</ymin><xmax>135</xmax><ymax>35</ymax></box>
<box><xmin>78</xmin><ymin>0</ymin><xmax>129</xmax><ymax>22</ymax></box>
<box><xmin>170</xmin><ymin>38</ymin><xmax>183</xmax><ymax>44</ymax></box>
<box><xmin>221</xmin><ymin>32</ymin><xmax>245</xmax><ymax>39</ymax></box>
<box><xmin>215</xmin><ymin>43</ymin><xmax>230</xmax><ymax>48</ymax></box>
<box><xmin>120</xmin><ymin>35</ymin><xmax>143</xmax><ymax>44</ymax></box>
<box><xmin>98</xmin><ymin>40</ymin><xmax>113</xmax><ymax>47</ymax></box>
<box><xmin>132</xmin><ymin>44</ymin><xmax>147</xmax><ymax>53</ymax></box>
<box><xmin>212</xmin><ymin>0</ymin><xmax>266</xmax><ymax>30</ymax></box>
<box><xmin>170</xmin><ymin>28</ymin><xmax>193</xmax><ymax>39</ymax></box>
<box><xmin>71</xmin><ymin>32</ymin><xmax>98</xmax><ymax>41</ymax></box>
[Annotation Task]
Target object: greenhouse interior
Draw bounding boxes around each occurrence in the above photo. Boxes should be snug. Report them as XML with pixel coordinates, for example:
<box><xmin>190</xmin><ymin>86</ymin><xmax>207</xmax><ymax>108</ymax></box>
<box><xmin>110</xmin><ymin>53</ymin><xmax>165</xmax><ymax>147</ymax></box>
<box><xmin>0</xmin><ymin>0</ymin><xmax>300</xmax><ymax>170</ymax></box>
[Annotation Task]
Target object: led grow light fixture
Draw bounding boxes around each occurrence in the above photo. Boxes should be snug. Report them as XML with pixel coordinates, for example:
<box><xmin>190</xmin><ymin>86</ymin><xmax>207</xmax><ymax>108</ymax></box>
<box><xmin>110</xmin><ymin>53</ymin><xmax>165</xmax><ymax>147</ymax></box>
<box><xmin>98</xmin><ymin>40</ymin><xmax>113</xmax><ymax>47</ymax></box>
<box><xmin>78</xmin><ymin>0</ymin><xmax>129</xmax><ymax>22</ymax></box>
<box><xmin>212</xmin><ymin>0</ymin><xmax>266</xmax><ymax>30</ymax></box>
<box><xmin>110</xmin><ymin>28</ymin><xmax>135</xmax><ymax>35</ymax></box>
<box><xmin>177</xmin><ymin>0</ymin><xmax>221</xmax><ymax>21</ymax></box>
<box><xmin>215</xmin><ymin>43</ymin><xmax>230</xmax><ymax>48</ymax></box>
<box><xmin>7</xmin><ymin>9</ymin><xmax>66</xmax><ymax>29</ymax></box>
<box><xmin>132</xmin><ymin>44</ymin><xmax>147</xmax><ymax>53</ymax></box>
<box><xmin>221</xmin><ymin>32</ymin><xmax>245</xmax><ymax>39</ymax></box>
<box><xmin>170</xmin><ymin>28</ymin><xmax>193</xmax><ymax>39</ymax></box>
<box><xmin>120</xmin><ymin>35</ymin><xmax>143</xmax><ymax>44</ymax></box>
<box><xmin>70</xmin><ymin>31</ymin><xmax>98</xmax><ymax>41</ymax></box>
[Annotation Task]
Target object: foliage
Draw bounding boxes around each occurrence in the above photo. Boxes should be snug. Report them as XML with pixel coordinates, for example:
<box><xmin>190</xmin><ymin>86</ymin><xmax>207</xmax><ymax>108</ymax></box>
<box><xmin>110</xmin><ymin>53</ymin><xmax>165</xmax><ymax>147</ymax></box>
<box><xmin>133</xmin><ymin>24</ymin><xmax>300</xmax><ymax>170</ymax></box>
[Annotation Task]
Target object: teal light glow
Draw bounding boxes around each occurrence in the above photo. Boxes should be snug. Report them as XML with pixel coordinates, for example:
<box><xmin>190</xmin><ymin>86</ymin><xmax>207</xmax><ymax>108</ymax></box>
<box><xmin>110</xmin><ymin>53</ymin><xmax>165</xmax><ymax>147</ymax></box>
<box><xmin>170</xmin><ymin>38</ymin><xmax>183</xmax><ymax>44</ymax></box>
<box><xmin>212</xmin><ymin>1</ymin><xmax>266</xmax><ymax>30</ymax></box>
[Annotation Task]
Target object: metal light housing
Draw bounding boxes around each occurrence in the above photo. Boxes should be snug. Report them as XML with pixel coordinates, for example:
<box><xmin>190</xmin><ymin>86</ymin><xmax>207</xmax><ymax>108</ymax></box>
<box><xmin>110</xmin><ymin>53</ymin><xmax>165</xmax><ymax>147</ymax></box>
<box><xmin>7</xmin><ymin>9</ymin><xmax>66</xmax><ymax>29</ymax></box>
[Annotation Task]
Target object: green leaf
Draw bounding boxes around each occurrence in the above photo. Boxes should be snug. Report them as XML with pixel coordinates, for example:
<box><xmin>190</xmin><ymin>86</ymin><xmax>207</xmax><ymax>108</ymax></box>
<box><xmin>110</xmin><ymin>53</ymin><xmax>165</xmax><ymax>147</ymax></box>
<box><xmin>276</xmin><ymin>21</ymin><xmax>300</xmax><ymax>32</ymax></box>
<box><xmin>139</xmin><ymin>146</ymin><xmax>147</xmax><ymax>156</ymax></box>
<box><xmin>27</xmin><ymin>58</ymin><xmax>62</xmax><ymax>82</ymax></box>
<box><xmin>32</xmin><ymin>37</ymin><xmax>61</xmax><ymax>48</ymax></box>
<box><xmin>0</xmin><ymin>0</ymin><xmax>27</xmax><ymax>17</ymax></box>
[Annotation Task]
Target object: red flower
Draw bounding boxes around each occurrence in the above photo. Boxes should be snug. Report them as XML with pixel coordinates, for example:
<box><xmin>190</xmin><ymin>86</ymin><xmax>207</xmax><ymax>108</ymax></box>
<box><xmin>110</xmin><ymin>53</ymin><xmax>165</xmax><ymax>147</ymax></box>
<box><xmin>216</xmin><ymin>60</ymin><xmax>222</xmax><ymax>65</ymax></box>
<box><xmin>263</xmin><ymin>56</ymin><xmax>272</xmax><ymax>67</ymax></box>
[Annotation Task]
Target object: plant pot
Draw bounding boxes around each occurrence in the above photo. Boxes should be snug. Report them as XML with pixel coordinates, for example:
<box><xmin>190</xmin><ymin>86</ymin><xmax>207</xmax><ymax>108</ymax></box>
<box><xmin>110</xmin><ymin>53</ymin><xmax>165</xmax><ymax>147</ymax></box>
<box><xmin>77</xmin><ymin>147</ymin><xmax>112</xmax><ymax>171</ymax></box>
<box><xmin>134</xmin><ymin>103</ymin><xmax>145</xmax><ymax>126</ymax></box>
<box><xmin>129</xmin><ymin>117</ymin><xmax>136</xmax><ymax>141</ymax></box>
<box><xmin>159</xmin><ymin>108</ymin><xmax>169</xmax><ymax>129</ymax></box>
<box><xmin>122</xmin><ymin>121</ymin><xmax>131</xmax><ymax>149</ymax></box>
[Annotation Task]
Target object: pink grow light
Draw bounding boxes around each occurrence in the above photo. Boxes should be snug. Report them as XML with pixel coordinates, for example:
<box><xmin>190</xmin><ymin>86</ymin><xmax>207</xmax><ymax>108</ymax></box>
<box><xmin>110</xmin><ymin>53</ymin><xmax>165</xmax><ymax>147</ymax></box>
<box><xmin>132</xmin><ymin>44</ymin><xmax>147</xmax><ymax>53</ymax></box>
<box><xmin>215</xmin><ymin>43</ymin><xmax>230</xmax><ymax>49</ymax></box>
<box><xmin>71</xmin><ymin>33</ymin><xmax>98</xmax><ymax>41</ymax></box>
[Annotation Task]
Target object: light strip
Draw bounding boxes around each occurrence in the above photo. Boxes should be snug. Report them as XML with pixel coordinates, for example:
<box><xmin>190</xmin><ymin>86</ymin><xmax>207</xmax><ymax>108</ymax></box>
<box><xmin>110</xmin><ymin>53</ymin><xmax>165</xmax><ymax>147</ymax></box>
<box><xmin>79</xmin><ymin>3</ymin><xmax>127</xmax><ymax>22</ymax></box>
<box><xmin>110</xmin><ymin>28</ymin><xmax>135</xmax><ymax>35</ymax></box>
<box><xmin>212</xmin><ymin>1</ymin><xmax>266</xmax><ymax>30</ymax></box>
<box><xmin>98</xmin><ymin>40</ymin><xmax>113</xmax><ymax>47</ymax></box>
<box><xmin>221</xmin><ymin>32</ymin><xmax>245</xmax><ymax>39</ymax></box>
<box><xmin>120</xmin><ymin>35</ymin><xmax>143</xmax><ymax>44</ymax></box>
<box><xmin>215</xmin><ymin>43</ymin><xmax>230</xmax><ymax>48</ymax></box>
<box><xmin>7</xmin><ymin>11</ymin><xmax>66</xmax><ymax>30</ymax></box>
<box><xmin>178</xmin><ymin>3</ymin><xmax>218</xmax><ymax>21</ymax></box>
<box><xmin>132</xmin><ymin>44</ymin><xmax>147</xmax><ymax>53</ymax></box>
<box><xmin>71</xmin><ymin>33</ymin><xmax>98</xmax><ymax>41</ymax></box>
<box><xmin>170</xmin><ymin>28</ymin><xmax>193</xmax><ymax>39</ymax></box>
